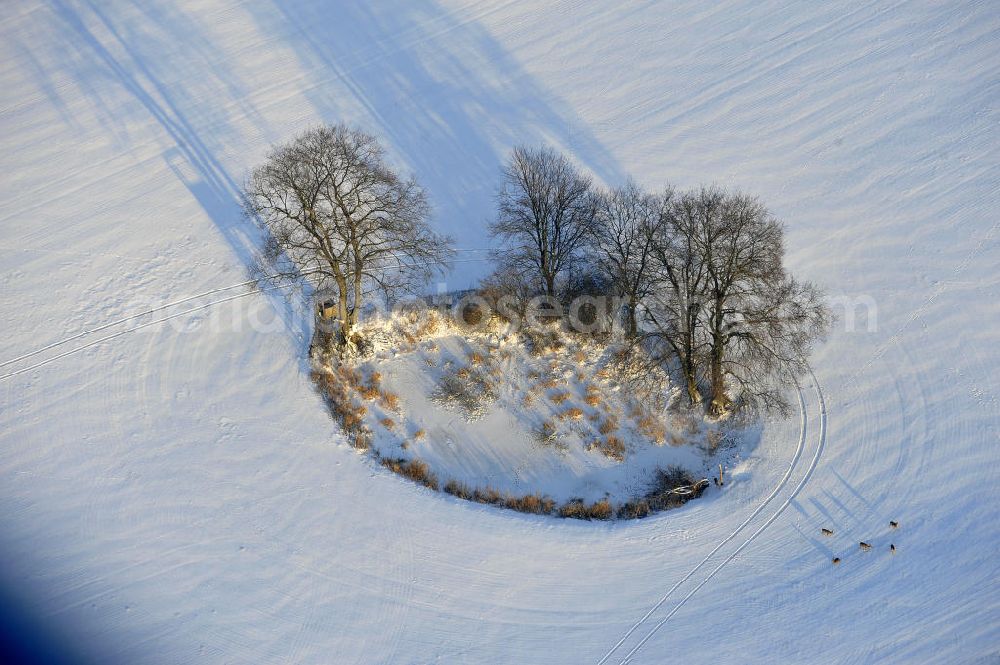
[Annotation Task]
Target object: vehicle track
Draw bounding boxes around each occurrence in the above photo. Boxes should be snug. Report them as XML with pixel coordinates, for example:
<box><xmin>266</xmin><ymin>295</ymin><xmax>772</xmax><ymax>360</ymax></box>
<box><xmin>598</xmin><ymin>369</ymin><xmax>826</xmax><ymax>664</ymax></box>
<box><xmin>617</xmin><ymin>372</ymin><xmax>827</xmax><ymax>663</ymax></box>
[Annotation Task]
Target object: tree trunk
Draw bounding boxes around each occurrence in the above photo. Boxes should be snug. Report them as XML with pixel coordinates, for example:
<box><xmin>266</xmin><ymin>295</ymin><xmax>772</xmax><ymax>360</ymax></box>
<box><xmin>685</xmin><ymin>371</ymin><xmax>701</xmax><ymax>405</ymax></box>
<box><xmin>709</xmin><ymin>339</ymin><xmax>729</xmax><ymax>415</ymax></box>
<box><xmin>335</xmin><ymin>274</ymin><xmax>351</xmax><ymax>348</ymax></box>
<box><xmin>626</xmin><ymin>294</ymin><xmax>638</xmax><ymax>337</ymax></box>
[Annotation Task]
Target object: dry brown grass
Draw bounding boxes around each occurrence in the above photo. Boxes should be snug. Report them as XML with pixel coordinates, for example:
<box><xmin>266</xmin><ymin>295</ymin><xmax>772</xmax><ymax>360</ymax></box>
<box><xmin>413</xmin><ymin>429</ymin><xmax>426</xmax><ymax>441</ymax></box>
<box><xmin>598</xmin><ymin>416</ymin><xmax>619</xmax><ymax>435</ymax></box>
<box><xmin>380</xmin><ymin>391</ymin><xmax>400</xmax><ymax>412</ymax></box>
<box><xmin>559</xmin><ymin>407</ymin><xmax>584</xmax><ymax>420</ymax></box>
<box><xmin>468</xmin><ymin>351</ymin><xmax>486</xmax><ymax>365</ymax></box>
<box><xmin>549</xmin><ymin>391</ymin><xmax>571</xmax><ymax>405</ymax></box>
<box><xmin>637</xmin><ymin>414</ymin><xmax>667</xmax><ymax>445</ymax></box>
<box><xmin>588</xmin><ymin>435</ymin><xmax>626</xmax><ymax>461</ymax></box>
<box><xmin>559</xmin><ymin>498</ymin><xmax>613</xmax><ymax>520</ymax></box>
<box><xmin>536</xmin><ymin>420</ymin><xmax>558</xmax><ymax>443</ymax></box>
<box><xmin>380</xmin><ymin>417</ymin><xmax>395</xmax><ymax>430</ymax></box>
<box><xmin>584</xmin><ymin>393</ymin><xmax>601</xmax><ymax>407</ymax></box>
<box><xmin>504</xmin><ymin>493</ymin><xmax>556</xmax><ymax>515</ymax></box>
<box><xmin>311</xmin><ymin>367</ymin><xmax>373</xmax><ymax>450</ymax></box>
<box><xmin>445</xmin><ymin>481</ymin><xmax>556</xmax><ymax>515</ymax></box>
<box><xmin>573</xmin><ymin>350</ymin><xmax>587</xmax><ymax>363</ymax></box>
<box><xmin>381</xmin><ymin>458</ymin><xmax>439</xmax><ymax>490</ymax></box>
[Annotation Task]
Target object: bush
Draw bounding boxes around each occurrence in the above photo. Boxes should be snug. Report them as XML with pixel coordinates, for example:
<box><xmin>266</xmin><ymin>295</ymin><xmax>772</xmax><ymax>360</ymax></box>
<box><xmin>588</xmin><ymin>435</ymin><xmax>626</xmax><ymax>461</ymax></box>
<box><xmin>617</xmin><ymin>499</ymin><xmax>651</xmax><ymax>519</ymax></box>
<box><xmin>549</xmin><ymin>391</ymin><xmax>571</xmax><ymax>405</ymax></box>
<box><xmin>432</xmin><ymin>369</ymin><xmax>497</xmax><ymax>420</ymax></box>
<box><xmin>559</xmin><ymin>498</ymin><xmax>613</xmax><ymax>520</ymax></box>
<box><xmin>645</xmin><ymin>465</ymin><xmax>706</xmax><ymax>511</ymax></box>
<box><xmin>381</xmin><ymin>458</ymin><xmax>439</xmax><ymax>491</ymax></box>
<box><xmin>535</xmin><ymin>420</ymin><xmax>558</xmax><ymax>443</ymax></box>
<box><xmin>598</xmin><ymin>416</ymin><xmax>619</xmax><ymax>435</ymax></box>
<box><xmin>444</xmin><ymin>479</ymin><xmax>472</xmax><ymax>499</ymax></box>
<box><xmin>503</xmin><ymin>493</ymin><xmax>556</xmax><ymax>515</ymax></box>
<box><xmin>559</xmin><ymin>407</ymin><xmax>584</xmax><ymax>420</ymax></box>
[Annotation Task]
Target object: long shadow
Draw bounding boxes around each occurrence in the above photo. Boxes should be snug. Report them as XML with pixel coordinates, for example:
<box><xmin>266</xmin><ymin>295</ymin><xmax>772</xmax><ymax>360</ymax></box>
<box><xmin>243</xmin><ymin>0</ymin><xmax>627</xmax><ymax>287</ymax></box>
<box><xmin>44</xmin><ymin>0</ymin><xmax>307</xmax><ymax>342</ymax></box>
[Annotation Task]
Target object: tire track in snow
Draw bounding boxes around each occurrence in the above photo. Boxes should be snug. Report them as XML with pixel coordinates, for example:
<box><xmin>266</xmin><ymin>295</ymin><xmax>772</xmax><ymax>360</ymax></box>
<box><xmin>596</xmin><ymin>380</ymin><xmax>811</xmax><ymax>665</ymax></box>
<box><xmin>616</xmin><ymin>370</ymin><xmax>827</xmax><ymax>664</ymax></box>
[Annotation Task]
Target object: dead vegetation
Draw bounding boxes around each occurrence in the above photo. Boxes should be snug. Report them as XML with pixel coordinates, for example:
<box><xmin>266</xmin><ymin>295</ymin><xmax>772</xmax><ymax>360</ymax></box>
<box><xmin>381</xmin><ymin>458</ymin><xmax>439</xmax><ymax>491</ymax></box>
<box><xmin>588</xmin><ymin>435</ymin><xmax>626</xmax><ymax>461</ymax></box>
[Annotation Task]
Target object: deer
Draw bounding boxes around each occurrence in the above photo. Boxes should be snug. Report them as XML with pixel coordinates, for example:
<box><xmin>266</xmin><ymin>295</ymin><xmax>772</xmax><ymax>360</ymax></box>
<box><xmin>832</xmin><ymin>557</ymin><xmax>841</xmax><ymax>565</ymax></box>
<box><xmin>821</xmin><ymin>528</ymin><xmax>834</xmax><ymax>536</ymax></box>
<box><xmin>890</xmin><ymin>544</ymin><xmax>896</xmax><ymax>554</ymax></box>
<box><xmin>889</xmin><ymin>520</ymin><xmax>899</xmax><ymax>529</ymax></box>
<box><xmin>859</xmin><ymin>541</ymin><xmax>872</xmax><ymax>552</ymax></box>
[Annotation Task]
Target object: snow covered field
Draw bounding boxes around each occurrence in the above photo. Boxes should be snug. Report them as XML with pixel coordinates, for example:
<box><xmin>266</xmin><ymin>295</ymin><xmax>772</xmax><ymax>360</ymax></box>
<box><xmin>0</xmin><ymin>0</ymin><xmax>997</xmax><ymax>663</ymax></box>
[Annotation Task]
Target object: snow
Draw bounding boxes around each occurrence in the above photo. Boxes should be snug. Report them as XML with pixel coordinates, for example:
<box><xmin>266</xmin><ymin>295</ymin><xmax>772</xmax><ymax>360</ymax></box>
<box><xmin>338</xmin><ymin>314</ymin><xmax>737</xmax><ymax>505</ymax></box>
<box><xmin>1</xmin><ymin>0</ymin><xmax>998</xmax><ymax>663</ymax></box>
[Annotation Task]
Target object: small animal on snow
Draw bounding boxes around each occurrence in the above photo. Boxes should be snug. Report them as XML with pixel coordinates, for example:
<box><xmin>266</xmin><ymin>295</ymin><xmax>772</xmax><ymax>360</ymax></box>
<box><xmin>821</xmin><ymin>528</ymin><xmax>834</xmax><ymax>536</ymax></box>
<box><xmin>832</xmin><ymin>557</ymin><xmax>841</xmax><ymax>565</ymax></box>
<box><xmin>890</xmin><ymin>544</ymin><xmax>896</xmax><ymax>554</ymax></box>
<box><xmin>889</xmin><ymin>520</ymin><xmax>899</xmax><ymax>529</ymax></box>
<box><xmin>859</xmin><ymin>541</ymin><xmax>872</xmax><ymax>552</ymax></box>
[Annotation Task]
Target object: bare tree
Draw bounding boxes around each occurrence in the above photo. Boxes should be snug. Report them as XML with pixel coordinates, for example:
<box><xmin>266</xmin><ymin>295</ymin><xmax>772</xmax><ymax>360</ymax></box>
<box><xmin>589</xmin><ymin>180</ymin><xmax>666</xmax><ymax>336</ymax></box>
<box><xmin>718</xmin><ymin>275</ymin><xmax>830</xmax><ymax>416</ymax></box>
<box><xmin>641</xmin><ymin>187</ymin><xmax>829</xmax><ymax>414</ymax></box>
<box><xmin>242</xmin><ymin>124</ymin><xmax>453</xmax><ymax>347</ymax></box>
<box><xmin>489</xmin><ymin>146</ymin><xmax>596</xmax><ymax>297</ymax></box>
<box><xmin>643</xmin><ymin>188</ymin><xmax>713</xmax><ymax>405</ymax></box>
<box><xmin>694</xmin><ymin>190</ymin><xmax>829</xmax><ymax>415</ymax></box>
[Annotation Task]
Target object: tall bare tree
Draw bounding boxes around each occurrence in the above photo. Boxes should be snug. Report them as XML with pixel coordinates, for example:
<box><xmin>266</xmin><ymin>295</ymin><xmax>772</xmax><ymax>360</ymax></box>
<box><xmin>489</xmin><ymin>146</ymin><xmax>596</xmax><ymax>297</ymax></box>
<box><xmin>242</xmin><ymin>124</ymin><xmax>453</xmax><ymax>346</ymax></box>
<box><xmin>643</xmin><ymin>188</ymin><xmax>714</xmax><ymax>405</ymax></box>
<box><xmin>589</xmin><ymin>180</ymin><xmax>666</xmax><ymax>336</ymax></box>
<box><xmin>695</xmin><ymin>190</ymin><xmax>829</xmax><ymax>415</ymax></box>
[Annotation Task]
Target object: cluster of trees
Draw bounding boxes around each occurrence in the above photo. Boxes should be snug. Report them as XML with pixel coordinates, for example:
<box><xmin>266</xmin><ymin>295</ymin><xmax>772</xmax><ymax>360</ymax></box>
<box><xmin>242</xmin><ymin>124</ymin><xmax>829</xmax><ymax>417</ymax></box>
<box><xmin>487</xmin><ymin>145</ymin><xmax>830</xmax><ymax>416</ymax></box>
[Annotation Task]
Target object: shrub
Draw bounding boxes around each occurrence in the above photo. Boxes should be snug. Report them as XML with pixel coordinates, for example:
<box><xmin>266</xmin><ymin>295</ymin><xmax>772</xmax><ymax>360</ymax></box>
<box><xmin>598</xmin><ymin>416</ymin><xmax>619</xmax><ymax>435</ymax></box>
<box><xmin>444</xmin><ymin>479</ymin><xmax>472</xmax><ymax>499</ymax></box>
<box><xmin>559</xmin><ymin>498</ymin><xmax>613</xmax><ymax>520</ymax></box>
<box><xmin>504</xmin><ymin>493</ymin><xmax>556</xmax><ymax>515</ymax></box>
<box><xmin>468</xmin><ymin>351</ymin><xmax>486</xmax><ymax>365</ymax></box>
<box><xmin>549</xmin><ymin>391</ymin><xmax>571</xmax><ymax>405</ymax></box>
<box><xmin>588</xmin><ymin>498</ymin><xmax>613</xmax><ymax>520</ymax></box>
<box><xmin>617</xmin><ymin>498</ymin><xmax>651</xmax><ymax>519</ymax></box>
<box><xmin>535</xmin><ymin>420</ymin><xmax>558</xmax><ymax>443</ymax></box>
<box><xmin>645</xmin><ymin>465</ymin><xmax>706</xmax><ymax>511</ymax></box>
<box><xmin>588</xmin><ymin>435</ymin><xmax>626</xmax><ymax>461</ymax></box>
<box><xmin>380</xmin><ymin>391</ymin><xmax>400</xmax><ymax>411</ymax></box>
<box><xmin>432</xmin><ymin>370</ymin><xmax>497</xmax><ymax>420</ymax></box>
<box><xmin>472</xmin><ymin>486</ymin><xmax>504</xmax><ymax>505</ymax></box>
<box><xmin>413</xmin><ymin>429</ymin><xmax>426</xmax><ymax>440</ymax></box>
<box><xmin>559</xmin><ymin>499</ymin><xmax>588</xmax><ymax>519</ymax></box>
<box><xmin>637</xmin><ymin>414</ymin><xmax>667</xmax><ymax>445</ymax></box>
<box><xmin>380</xmin><ymin>417</ymin><xmax>395</xmax><ymax>430</ymax></box>
<box><xmin>559</xmin><ymin>407</ymin><xmax>584</xmax><ymax>420</ymax></box>
<box><xmin>381</xmin><ymin>458</ymin><xmax>439</xmax><ymax>491</ymax></box>
<box><xmin>584</xmin><ymin>393</ymin><xmax>601</xmax><ymax>407</ymax></box>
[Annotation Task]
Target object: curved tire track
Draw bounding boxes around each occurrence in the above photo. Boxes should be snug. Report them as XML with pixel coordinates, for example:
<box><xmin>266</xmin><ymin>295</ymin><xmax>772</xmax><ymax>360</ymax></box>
<box><xmin>599</xmin><ymin>368</ymin><xmax>826</xmax><ymax>665</ymax></box>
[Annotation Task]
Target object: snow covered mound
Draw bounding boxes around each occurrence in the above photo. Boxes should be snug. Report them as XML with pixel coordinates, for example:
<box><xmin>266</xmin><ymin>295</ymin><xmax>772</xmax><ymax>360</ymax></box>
<box><xmin>0</xmin><ymin>0</ymin><xmax>996</xmax><ymax>663</ymax></box>
<box><xmin>312</xmin><ymin>312</ymin><xmax>753</xmax><ymax>513</ymax></box>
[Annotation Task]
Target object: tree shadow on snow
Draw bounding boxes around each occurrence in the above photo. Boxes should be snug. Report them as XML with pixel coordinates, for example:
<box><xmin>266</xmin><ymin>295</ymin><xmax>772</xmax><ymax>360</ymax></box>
<box><xmin>243</xmin><ymin>0</ymin><xmax>627</xmax><ymax>286</ymax></box>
